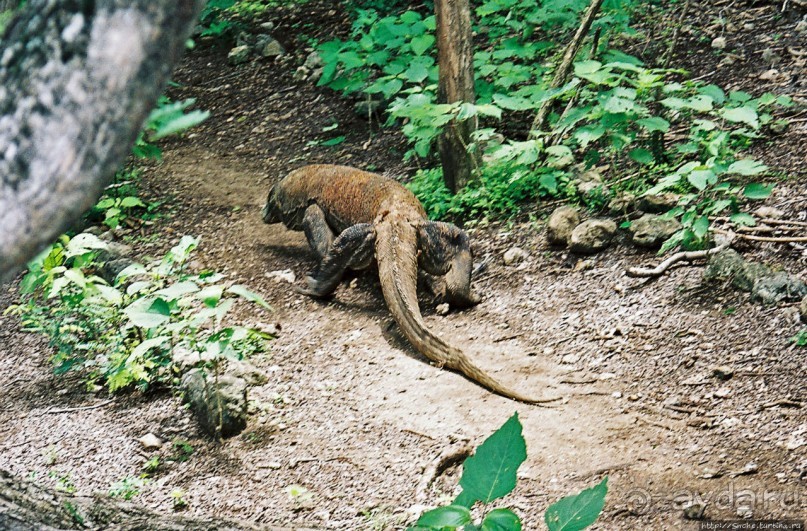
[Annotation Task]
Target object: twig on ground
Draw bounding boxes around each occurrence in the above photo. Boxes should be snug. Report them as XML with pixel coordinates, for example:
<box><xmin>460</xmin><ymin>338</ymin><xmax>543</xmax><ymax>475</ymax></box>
<box><xmin>41</xmin><ymin>399</ymin><xmax>114</xmax><ymax>415</ymax></box>
<box><xmin>626</xmin><ymin>239</ymin><xmax>732</xmax><ymax>278</ymax></box>
<box><xmin>713</xmin><ymin>229</ymin><xmax>807</xmax><ymax>243</ymax></box>
<box><xmin>416</xmin><ymin>444</ymin><xmax>472</xmax><ymax>500</ymax></box>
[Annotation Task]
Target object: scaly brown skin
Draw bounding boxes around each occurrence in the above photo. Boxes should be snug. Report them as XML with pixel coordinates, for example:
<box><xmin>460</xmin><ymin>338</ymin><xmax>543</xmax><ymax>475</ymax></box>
<box><xmin>263</xmin><ymin>165</ymin><xmax>557</xmax><ymax>404</ymax></box>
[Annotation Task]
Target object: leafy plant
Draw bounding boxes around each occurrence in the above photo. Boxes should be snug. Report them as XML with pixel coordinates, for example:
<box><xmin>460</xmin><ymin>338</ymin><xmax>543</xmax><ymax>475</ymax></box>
<box><xmin>171</xmin><ymin>488</ymin><xmax>188</xmax><ymax>510</ymax></box>
<box><xmin>109</xmin><ymin>475</ymin><xmax>149</xmax><ymax>500</ymax></box>
<box><xmin>410</xmin><ymin>414</ymin><xmax>607</xmax><ymax>530</ymax></box>
<box><xmin>133</xmin><ymin>97</ymin><xmax>209</xmax><ymax>160</ymax></box>
<box><xmin>792</xmin><ymin>329</ymin><xmax>807</xmax><ymax>348</ymax></box>
<box><xmin>7</xmin><ymin>234</ymin><xmax>274</xmax><ymax>393</ymax></box>
<box><xmin>170</xmin><ymin>439</ymin><xmax>195</xmax><ymax>463</ymax></box>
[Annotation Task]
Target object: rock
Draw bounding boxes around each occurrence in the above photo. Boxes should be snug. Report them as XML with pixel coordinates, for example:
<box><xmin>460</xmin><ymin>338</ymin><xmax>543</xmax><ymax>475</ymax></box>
<box><xmin>769</xmin><ymin>121</ymin><xmax>788</xmax><ymax>134</ymax></box>
<box><xmin>637</xmin><ymin>193</ymin><xmax>679</xmax><ymax>214</ymax></box>
<box><xmin>181</xmin><ymin>369</ymin><xmax>248</xmax><ymax>438</ymax></box>
<box><xmin>226</xmin><ymin>359</ymin><xmax>268</xmax><ymax>386</ymax></box>
<box><xmin>761</xmin><ymin>48</ymin><xmax>780</xmax><ymax>65</ymax></box>
<box><xmin>743</xmin><ymin>22</ymin><xmax>755</xmax><ymax>31</ymax></box>
<box><xmin>265</xmin><ymin>269</ymin><xmax>296</xmax><ymax>283</ymax></box>
<box><xmin>797</xmin><ymin>20</ymin><xmax>807</xmax><ymax>33</ymax></box>
<box><xmin>569</xmin><ymin>219</ymin><xmax>617</xmax><ymax>254</ymax></box>
<box><xmin>711</xmin><ymin>366</ymin><xmax>734</xmax><ymax>381</ymax></box>
<box><xmin>755</xmin><ymin>206</ymin><xmax>784</xmax><ymax>219</ymax></box>
<box><xmin>574</xmin><ymin>168</ymin><xmax>604</xmax><ymax>197</ymax></box>
<box><xmin>83</xmin><ymin>225</ymin><xmax>105</xmax><ymax>236</ymax></box>
<box><xmin>503</xmin><ymin>247</ymin><xmax>528</xmax><ymax>266</ymax></box>
<box><xmin>714</xmin><ymin>387</ymin><xmax>732</xmax><ymax>399</ymax></box>
<box><xmin>759</xmin><ymin>69</ymin><xmax>778</xmax><ymax>81</ymax></box>
<box><xmin>630</xmin><ymin>214</ymin><xmax>681</xmax><ymax>248</ymax></box>
<box><xmin>172</xmin><ymin>346</ymin><xmax>215</xmax><ymax>371</ymax></box>
<box><xmin>800</xmin><ymin>296</ymin><xmax>807</xmax><ymax>323</ymax></box>
<box><xmin>711</xmin><ymin>36</ymin><xmax>727</xmax><ymax>49</ymax></box>
<box><xmin>303</xmin><ymin>51</ymin><xmax>322</xmax><ymax>69</ymax></box>
<box><xmin>608</xmin><ymin>192</ymin><xmax>636</xmax><ymax>215</ymax></box>
<box><xmin>138</xmin><ymin>433</ymin><xmax>163</xmax><ymax>450</ymax></box>
<box><xmin>293</xmin><ymin>66</ymin><xmax>310</xmax><ymax>81</ymax></box>
<box><xmin>257</xmin><ymin>36</ymin><xmax>284</xmax><ymax>58</ymax></box>
<box><xmin>105</xmin><ymin>241</ymin><xmax>133</xmax><ymax>259</ymax></box>
<box><xmin>436</xmin><ymin>303</ymin><xmax>450</xmax><ymax>316</ymax></box>
<box><xmin>546</xmin><ymin>206</ymin><xmax>581</xmax><ymax>246</ymax></box>
<box><xmin>228</xmin><ymin>45</ymin><xmax>251</xmax><ymax>65</ymax></box>
<box><xmin>260</xmin><ymin>21</ymin><xmax>275</xmax><ymax>32</ymax></box>
<box><xmin>751</xmin><ymin>272</ymin><xmax>807</xmax><ymax>304</ymax></box>
<box><xmin>98</xmin><ymin>258</ymin><xmax>134</xmax><ymax>284</ymax></box>
<box><xmin>683</xmin><ymin>502</ymin><xmax>706</xmax><ymax>520</ymax></box>
<box><xmin>560</xmin><ymin>354</ymin><xmax>579</xmax><ymax>364</ymax></box>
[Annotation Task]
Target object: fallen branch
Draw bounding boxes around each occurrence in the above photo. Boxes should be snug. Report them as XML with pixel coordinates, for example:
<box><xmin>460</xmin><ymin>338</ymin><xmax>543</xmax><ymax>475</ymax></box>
<box><xmin>626</xmin><ymin>239</ymin><xmax>732</xmax><ymax>278</ymax></box>
<box><xmin>530</xmin><ymin>0</ymin><xmax>605</xmax><ymax>134</ymax></box>
<box><xmin>41</xmin><ymin>399</ymin><xmax>114</xmax><ymax>415</ymax></box>
<box><xmin>713</xmin><ymin>229</ymin><xmax>807</xmax><ymax>243</ymax></box>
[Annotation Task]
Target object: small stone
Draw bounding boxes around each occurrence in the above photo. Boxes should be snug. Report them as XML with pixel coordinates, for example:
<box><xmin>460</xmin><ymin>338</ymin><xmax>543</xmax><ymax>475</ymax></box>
<box><xmin>259</xmin><ymin>38</ymin><xmax>284</xmax><ymax>58</ymax></box>
<box><xmin>711</xmin><ymin>37</ymin><xmax>727</xmax><ymax>49</ymax></box>
<box><xmin>293</xmin><ymin>66</ymin><xmax>309</xmax><ymax>81</ymax></box>
<box><xmin>714</xmin><ymin>387</ymin><xmax>732</xmax><ymax>399</ymax></box>
<box><xmin>598</xmin><ymin>372</ymin><xmax>616</xmax><ymax>380</ymax></box>
<box><xmin>569</xmin><ymin>219</ymin><xmax>617</xmax><ymax>254</ymax></box>
<box><xmin>797</xmin><ymin>20</ymin><xmax>807</xmax><ymax>33</ymax></box>
<box><xmin>574</xmin><ymin>168</ymin><xmax>604</xmax><ymax>197</ymax></box>
<box><xmin>608</xmin><ymin>193</ymin><xmax>636</xmax><ymax>215</ymax></box>
<box><xmin>138</xmin><ymin>433</ymin><xmax>163</xmax><ymax>450</ymax></box>
<box><xmin>303</xmin><ymin>51</ymin><xmax>323</xmax><ymax>69</ymax></box>
<box><xmin>683</xmin><ymin>502</ymin><xmax>706</xmax><ymax>520</ymax></box>
<box><xmin>612</xmin><ymin>391</ymin><xmax>622</xmax><ymax>399</ymax></box>
<box><xmin>758</xmin><ymin>69</ymin><xmax>778</xmax><ymax>81</ymax></box>
<box><xmin>560</xmin><ymin>353</ymin><xmax>579</xmax><ymax>364</ymax></box>
<box><xmin>743</xmin><ymin>22</ymin><xmax>755</xmax><ymax>31</ymax></box>
<box><xmin>751</xmin><ymin>272</ymin><xmax>807</xmax><ymax>304</ymax></box>
<box><xmin>800</xmin><ymin>296</ymin><xmax>807</xmax><ymax>323</ymax></box>
<box><xmin>637</xmin><ymin>193</ymin><xmax>680</xmax><ymax>214</ymax></box>
<box><xmin>228</xmin><ymin>45</ymin><xmax>251</xmax><ymax>66</ymax></box>
<box><xmin>265</xmin><ymin>269</ymin><xmax>296</xmax><ymax>283</ymax></box>
<box><xmin>260</xmin><ymin>22</ymin><xmax>275</xmax><ymax>31</ymax></box>
<box><xmin>627</xmin><ymin>394</ymin><xmax>639</xmax><ymax>402</ymax></box>
<box><xmin>755</xmin><ymin>206</ymin><xmax>784</xmax><ymax>219</ymax></box>
<box><xmin>226</xmin><ymin>359</ymin><xmax>268</xmax><ymax>386</ymax></box>
<box><xmin>546</xmin><ymin>206</ymin><xmax>581</xmax><ymax>246</ymax></box>
<box><xmin>503</xmin><ymin>247</ymin><xmax>528</xmax><ymax>266</ymax></box>
<box><xmin>630</xmin><ymin>214</ymin><xmax>681</xmax><ymax>248</ymax></box>
<box><xmin>436</xmin><ymin>303</ymin><xmax>450</xmax><ymax>316</ymax></box>
<box><xmin>711</xmin><ymin>366</ymin><xmax>734</xmax><ymax>381</ymax></box>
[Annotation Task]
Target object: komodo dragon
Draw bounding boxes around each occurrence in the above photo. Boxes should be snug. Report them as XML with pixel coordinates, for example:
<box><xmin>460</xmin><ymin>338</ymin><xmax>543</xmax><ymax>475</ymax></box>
<box><xmin>262</xmin><ymin>164</ymin><xmax>555</xmax><ymax>404</ymax></box>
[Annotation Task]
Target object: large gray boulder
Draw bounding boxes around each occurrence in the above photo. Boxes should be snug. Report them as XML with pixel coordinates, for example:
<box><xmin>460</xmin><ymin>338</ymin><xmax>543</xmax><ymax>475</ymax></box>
<box><xmin>546</xmin><ymin>206</ymin><xmax>580</xmax><ymax>246</ymax></box>
<box><xmin>569</xmin><ymin>219</ymin><xmax>617</xmax><ymax>254</ymax></box>
<box><xmin>181</xmin><ymin>369</ymin><xmax>248</xmax><ymax>438</ymax></box>
<box><xmin>630</xmin><ymin>214</ymin><xmax>681</xmax><ymax>248</ymax></box>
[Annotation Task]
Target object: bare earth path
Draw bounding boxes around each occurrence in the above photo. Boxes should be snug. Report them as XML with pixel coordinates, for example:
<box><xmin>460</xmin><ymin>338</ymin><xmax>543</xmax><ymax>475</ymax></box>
<box><xmin>1</xmin><ymin>1</ymin><xmax>806</xmax><ymax>528</ymax></box>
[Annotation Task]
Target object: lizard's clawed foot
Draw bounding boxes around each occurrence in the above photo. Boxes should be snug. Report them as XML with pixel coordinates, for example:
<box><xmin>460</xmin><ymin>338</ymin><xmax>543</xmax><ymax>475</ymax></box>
<box><xmin>293</xmin><ymin>276</ymin><xmax>334</xmax><ymax>299</ymax></box>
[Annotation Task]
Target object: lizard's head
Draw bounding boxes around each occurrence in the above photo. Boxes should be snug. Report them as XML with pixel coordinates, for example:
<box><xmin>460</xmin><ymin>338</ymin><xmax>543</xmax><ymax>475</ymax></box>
<box><xmin>262</xmin><ymin>185</ymin><xmax>282</xmax><ymax>224</ymax></box>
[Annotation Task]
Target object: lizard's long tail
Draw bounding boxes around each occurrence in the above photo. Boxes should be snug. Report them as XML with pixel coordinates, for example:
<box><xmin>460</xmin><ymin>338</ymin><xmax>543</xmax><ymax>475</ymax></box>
<box><xmin>375</xmin><ymin>217</ymin><xmax>558</xmax><ymax>405</ymax></box>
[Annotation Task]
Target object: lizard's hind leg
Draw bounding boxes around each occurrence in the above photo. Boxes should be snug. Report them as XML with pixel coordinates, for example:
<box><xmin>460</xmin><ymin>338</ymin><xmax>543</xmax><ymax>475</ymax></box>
<box><xmin>417</xmin><ymin>221</ymin><xmax>481</xmax><ymax>307</ymax></box>
<box><xmin>298</xmin><ymin>223</ymin><xmax>376</xmax><ymax>298</ymax></box>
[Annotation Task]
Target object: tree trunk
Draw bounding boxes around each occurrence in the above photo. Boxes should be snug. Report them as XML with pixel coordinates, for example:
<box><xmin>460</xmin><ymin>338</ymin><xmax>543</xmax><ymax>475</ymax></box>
<box><xmin>435</xmin><ymin>0</ymin><xmax>478</xmax><ymax>194</ymax></box>
<box><xmin>0</xmin><ymin>0</ymin><xmax>204</xmax><ymax>282</ymax></box>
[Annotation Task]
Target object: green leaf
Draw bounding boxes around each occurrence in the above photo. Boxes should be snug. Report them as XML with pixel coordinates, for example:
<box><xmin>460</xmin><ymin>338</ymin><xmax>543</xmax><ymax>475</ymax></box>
<box><xmin>410</xmin><ymin>34</ymin><xmax>435</xmax><ymax>56</ymax></box>
<box><xmin>726</xmin><ymin>159</ymin><xmax>768</xmax><ymax>176</ymax></box>
<box><xmin>573</xmin><ymin>124</ymin><xmax>605</xmax><ymax>148</ymax></box>
<box><xmin>692</xmin><ymin>215</ymin><xmax>710</xmax><ymax>240</ymax></box>
<box><xmin>742</xmin><ymin>183</ymin><xmax>774</xmax><ymax>200</ymax></box>
<box><xmin>130</xmin><ymin>336</ymin><xmax>169</xmax><ymax>359</ymax></box>
<box><xmin>545</xmin><ymin>477</ymin><xmax>608</xmax><ymax>531</ymax></box>
<box><xmin>404</xmin><ymin>62</ymin><xmax>430</xmax><ymax>83</ymax></box>
<box><xmin>321</xmin><ymin>136</ymin><xmax>346</xmax><ymax>146</ymax></box>
<box><xmin>698</xmin><ymin>84</ymin><xmax>725</xmax><ymax>104</ymax></box>
<box><xmin>687</xmin><ymin>169</ymin><xmax>716</xmax><ymax>191</ymax></box>
<box><xmin>573</xmin><ymin>60</ymin><xmax>602</xmax><ymax>76</ymax></box>
<box><xmin>636</xmin><ymin>116</ymin><xmax>670</xmax><ymax>133</ymax></box>
<box><xmin>720</xmin><ymin>107</ymin><xmax>759</xmax><ymax>129</ymax></box>
<box><xmin>197</xmin><ymin>285</ymin><xmax>224</xmax><ymax>308</ymax></box>
<box><xmin>628</xmin><ymin>148</ymin><xmax>654</xmax><ymax>165</ymax></box>
<box><xmin>416</xmin><ymin>505</ymin><xmax>472</xmax><ymax>528</ymax></box>
<box><xmin>120</xmin><ymin>196</ymin><xmax>146</xmax><ymax>208</ymax></box>
<box><xmin>124</xmin><ymin>297</ymin><xmax>171</xmax><ymax>328</ymax></box>
<box><xmin>492</xmin><ymin>93</ymin><xmax>533</xmax><ymax>111</ymax></box>
<box><xmin>457</xmin><ymin>413</ymin><xmax>526</xmax><ymax>505</ymax></box>
<box><xmin>481</xmin><ymin>508</ymin><xmax>522</xmax><ymax>531</ymax></box>
<box><xmin>150</xmin><ymin>110</ymin><xmax>210</xmax><ymax>140</ymax></box>
<box><xmin>154</xmin><ymin>281</ymin><xmax>200</xmax><ymax>300</ymax></box>
<box><xmin>227</xmin><ymin>285</ymin><xmax>273</xmax><ymax>310</ymax></box>
<box><xmin>730</xmin><ymin>213</ymin><xmax>756</xmax><ymax>227</ymax></box>
<box><xmin>685</xmin><ymin>95</ymin><xmax>713</xmax><ymax>112</ymax></box>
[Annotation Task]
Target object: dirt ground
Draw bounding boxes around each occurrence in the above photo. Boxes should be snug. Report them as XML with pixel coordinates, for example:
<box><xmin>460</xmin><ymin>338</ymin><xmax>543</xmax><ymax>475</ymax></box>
<box><xmin>1</xmin><ymin>1</ymin><xmax>805</xmax><ymax>529</ymax></box>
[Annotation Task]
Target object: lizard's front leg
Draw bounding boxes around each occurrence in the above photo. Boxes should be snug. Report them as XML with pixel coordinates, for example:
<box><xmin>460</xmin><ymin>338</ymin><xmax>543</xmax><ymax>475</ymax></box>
<box><xmin>297</xmin><ymin>223</ymin><xmax>376</xmax><ymax>298</ymax></box>
<box><xmin>301</xmin><ymin>204</ymin><xmax>335</xmax><ymax>260</ymax></box>
<box><xmin>417</xmin><ymin>221</ymin><xmax>481</xmax><ymax>308</ymax></box>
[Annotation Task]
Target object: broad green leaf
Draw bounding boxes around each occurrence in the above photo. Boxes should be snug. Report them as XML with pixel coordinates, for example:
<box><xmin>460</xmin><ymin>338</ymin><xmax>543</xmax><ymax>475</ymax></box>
<box><xmin>94</xmin><ymin>284</ymin><xmax>123</xmax><ymax>305</ymax></box>
<box><xmin>124</xmin><ymin>297</ymin><xmax>171</xmax><ymax>328</ymax></box>
<box><xmin>96</xmin><ymin>198</ymin><xmax>115</xmax><ymax>209</ymax></box>
<box><xmin>686</xmin><ymin>95</ymin><xmax>713</xmax><ymax>112</ymax></box>
<box><xmin>228</xmin><ymin>285</ymin><xmax>273</xmax><ymax>310</ymax></box>
<box><xmin>603</xmin><ymin>96</ymin><xmax>635</xmax><ymax>114</ymax></box>
<box><xmin>457</xmin><ymin>413</ymin><xmax>526</xmax><ymax>505</ymax></box>
<box><xmin>573</xmin><ymin>60</ymin><xmax>602</xmax><ymax>76</ymax></box>
<box><xmin>573</xmin><ymin>124</ymin><xmax>605</xmax><ymax>148</ymax></box>
<box><xmin>321</xmin><ymin>136</ymin><xmax>346</xmax><ymax>146</ymax></box>
<box><xmin>474</xmin><ymin>104</ymin><xmax>502</xmax><ymax>119</ymax></box>
<box><xmin>120</xmin><ymin>196</ymin><xmax>146</xmax><ymax>208</ymax></box>
<box><xmin>660</xmin><ymin>97</ymin><xmax>687</xmax><ymax>110</ymax></box>
<box><xmin>720</xmin><ymin>107</ymin><xmax>759</xmax><ymax>129</ymax></box>
<box><xmin>151</xmin><ymin>110</ymin><xmax>210</xmax><ymax>140</ymax></box>
<box><xmin>687</xmin><ymin>169</ymin><xmax>716</xmax><ymax>191</ymax></box>
<box><xmin>692</xmin><ymin>215</ymin><xmax>710</xmax><ymax>240</ymax></box>
<box><xmin>410</xmin><ymin>34</ymin><xmax>435</xmax><ymax>56</ymax></box>
<box><xmin>416</xmin><ymin>505</ymin><xmax>472</xmax><ymax>528</ymax></box>
<box><xmin>636</xmin><ymin>116</ymin><xmax>670</xmax><ymax>133</ymax></box>
<box><xmin>742</xmin><ymin>182</ymin><xmax>774</xmax><ymax>200</ymax></box>
<box><xmin>628</xmin><ymin>148</ymin><xmax>654</xmax><ymax>165</ymax></box>
<box><xmin>730</xmin><ymin>213</ymin><xmax>756</xmax><ymax>227</ymax></box>
<box><xmin>698</xmin><ymin>84</ymin><xmax>725</xmax><ymax>104</ymax></box>
<box><xmin>65</xmin><ymin>233</ymin><xmax>107</xmax><ymax>257</ymax></box>
<box><xmin>130</xmin><ymin>336</ymin><xmax>169</xmax><ymax>359</ymax></box>
<box><xmin>492</xmin><ymin>93</ymin><xmax>533</xmax><ymax>111</ymax></box>
<box><xmin>481</xmin><ymin>508</ymin><xmax>522</xmax><ymax>531</ymax></box>
<box><xmin>404</xmin><ymin>62</ymin><xmax>430</xmax><ymax>83</ymax></box>
<box><xmin>154</xmin><ymin>280</ymin><xmax>200</xmax><ymax>300</ymax></box>
<box><xmin>197</xmin><ymin>285</ymin><xmax>224</xmax><ymax>308</ymax></box>
<box><xmin>726</xmin><ymin>159</ymin><xmax>768</xmax><ymax>176</ymax></box>
<box><xmin>545</xmin><ymin>477</ymin><xmax>608</xmax><ymax>531</ymax></box>
<box><xmin>116</xmin><ymin>263</ymin><xmax>147</xmax><ymax>283</ymax></box>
